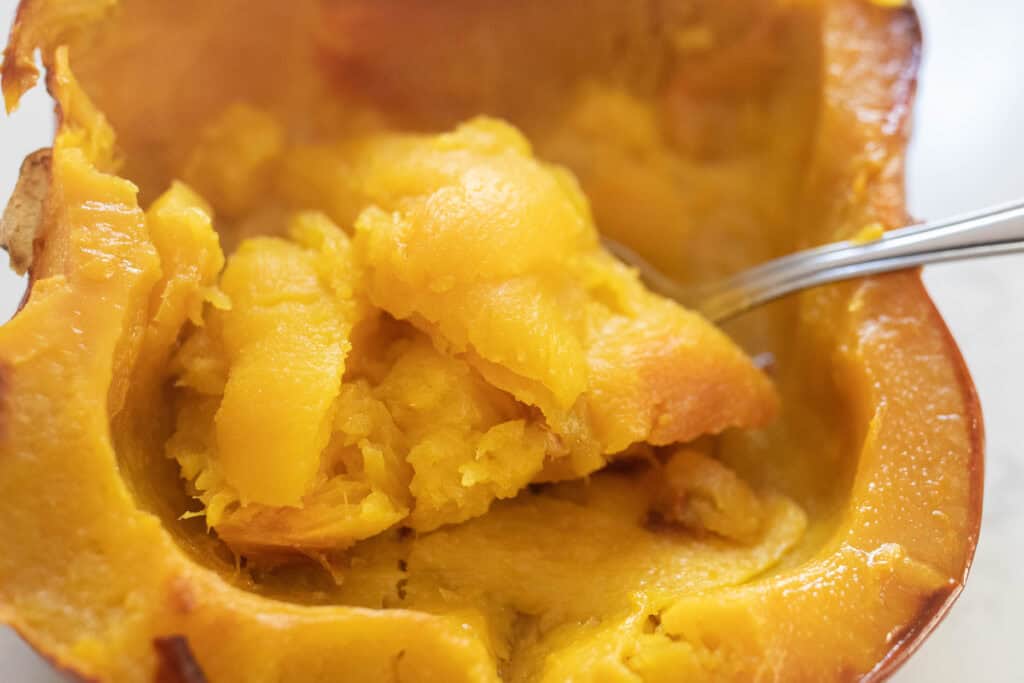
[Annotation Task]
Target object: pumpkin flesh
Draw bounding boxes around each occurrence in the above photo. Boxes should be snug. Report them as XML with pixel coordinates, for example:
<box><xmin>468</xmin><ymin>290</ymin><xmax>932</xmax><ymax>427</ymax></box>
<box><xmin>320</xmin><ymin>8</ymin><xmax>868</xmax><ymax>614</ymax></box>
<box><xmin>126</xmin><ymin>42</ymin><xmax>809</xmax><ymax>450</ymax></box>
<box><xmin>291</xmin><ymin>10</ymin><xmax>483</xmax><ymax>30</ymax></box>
<box><xmin>0</xmin><ymin>0</ymin><xmax>982</xmax><ymax>681</ymax></box>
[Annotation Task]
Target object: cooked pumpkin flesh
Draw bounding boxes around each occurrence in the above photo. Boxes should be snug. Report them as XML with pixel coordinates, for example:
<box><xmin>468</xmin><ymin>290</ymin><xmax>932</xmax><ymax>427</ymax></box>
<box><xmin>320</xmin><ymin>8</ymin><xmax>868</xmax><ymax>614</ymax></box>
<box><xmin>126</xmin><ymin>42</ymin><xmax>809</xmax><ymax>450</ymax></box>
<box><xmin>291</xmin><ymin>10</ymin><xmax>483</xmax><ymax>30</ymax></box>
<box><xmin>0</xmin><ymin>1</ymin><xmax>978</xmax><ymax>679</ymax></box>
<box><xmin>154</xmin><ymin>108</ymin><xmax>779</xmax><ymax>554</ymax></box>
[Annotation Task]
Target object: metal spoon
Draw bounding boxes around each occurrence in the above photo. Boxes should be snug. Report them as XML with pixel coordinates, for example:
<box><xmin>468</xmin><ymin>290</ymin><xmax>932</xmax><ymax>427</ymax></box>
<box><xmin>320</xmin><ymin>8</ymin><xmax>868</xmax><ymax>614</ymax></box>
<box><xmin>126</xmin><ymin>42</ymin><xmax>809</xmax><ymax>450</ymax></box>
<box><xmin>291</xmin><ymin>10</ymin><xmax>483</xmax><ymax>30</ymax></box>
<box><xmin>603</xmin><ymin>199</ymin><xmax>1024</xmax><ymax>323</ymax></box>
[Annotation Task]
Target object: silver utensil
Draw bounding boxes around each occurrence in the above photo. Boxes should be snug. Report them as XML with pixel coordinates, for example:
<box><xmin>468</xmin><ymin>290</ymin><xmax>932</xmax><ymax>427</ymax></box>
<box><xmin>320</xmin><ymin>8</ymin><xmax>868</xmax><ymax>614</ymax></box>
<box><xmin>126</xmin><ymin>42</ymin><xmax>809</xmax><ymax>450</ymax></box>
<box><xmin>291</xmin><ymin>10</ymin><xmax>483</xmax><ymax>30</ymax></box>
<box><xmin>603</xmin><ymin>199</ymin><xmax>1024</xmax><ymax>323</ymax></box>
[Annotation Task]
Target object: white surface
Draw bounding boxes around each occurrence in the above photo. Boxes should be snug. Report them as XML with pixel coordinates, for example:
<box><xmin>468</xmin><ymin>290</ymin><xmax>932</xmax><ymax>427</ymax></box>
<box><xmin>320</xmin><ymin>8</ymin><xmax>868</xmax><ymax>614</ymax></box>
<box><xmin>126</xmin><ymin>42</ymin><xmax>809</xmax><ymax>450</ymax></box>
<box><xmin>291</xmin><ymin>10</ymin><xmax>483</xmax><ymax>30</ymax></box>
<box><xmin>0</xmin><ymin>0</ymin><xmax>1021</xmax><ymax>680</ymax></box>
<box><xmin>895</xmin><ymin>1</ymin><xmax>1024</xmax><ymax>681</ymax></box>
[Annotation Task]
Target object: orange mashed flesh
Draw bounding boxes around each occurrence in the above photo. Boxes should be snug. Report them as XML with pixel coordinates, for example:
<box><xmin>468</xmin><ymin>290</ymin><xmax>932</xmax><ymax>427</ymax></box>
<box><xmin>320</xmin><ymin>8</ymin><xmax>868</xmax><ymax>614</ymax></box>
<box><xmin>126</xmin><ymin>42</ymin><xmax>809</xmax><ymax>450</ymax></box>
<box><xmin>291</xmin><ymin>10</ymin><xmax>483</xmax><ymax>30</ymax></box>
<box><xmin>157</xmin><ymin>107</ymin><xmax>779</xmax><ymax>556</ymax></box>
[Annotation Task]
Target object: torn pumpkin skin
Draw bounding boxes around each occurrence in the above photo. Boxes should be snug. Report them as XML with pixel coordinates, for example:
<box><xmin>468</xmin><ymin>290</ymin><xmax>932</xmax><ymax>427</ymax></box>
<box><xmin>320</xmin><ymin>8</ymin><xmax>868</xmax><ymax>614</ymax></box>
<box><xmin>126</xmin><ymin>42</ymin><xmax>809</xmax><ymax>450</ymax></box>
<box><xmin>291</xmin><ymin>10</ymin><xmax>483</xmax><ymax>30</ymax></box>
<box><xmin>0</xmin><ymin>1</ymin><xmax>981</xmax><ymax>682</ymax></box>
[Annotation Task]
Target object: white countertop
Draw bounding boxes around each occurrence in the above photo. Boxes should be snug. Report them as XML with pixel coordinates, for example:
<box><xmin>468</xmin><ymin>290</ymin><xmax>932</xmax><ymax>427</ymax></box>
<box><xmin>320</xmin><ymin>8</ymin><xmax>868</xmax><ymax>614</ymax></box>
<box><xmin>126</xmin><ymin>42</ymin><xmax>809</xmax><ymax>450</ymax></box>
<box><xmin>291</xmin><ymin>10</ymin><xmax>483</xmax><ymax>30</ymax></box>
<box><xmin>0</xmin><ymin>1</ymin><xmax>1021</xmax><ymax>680</ymax></box>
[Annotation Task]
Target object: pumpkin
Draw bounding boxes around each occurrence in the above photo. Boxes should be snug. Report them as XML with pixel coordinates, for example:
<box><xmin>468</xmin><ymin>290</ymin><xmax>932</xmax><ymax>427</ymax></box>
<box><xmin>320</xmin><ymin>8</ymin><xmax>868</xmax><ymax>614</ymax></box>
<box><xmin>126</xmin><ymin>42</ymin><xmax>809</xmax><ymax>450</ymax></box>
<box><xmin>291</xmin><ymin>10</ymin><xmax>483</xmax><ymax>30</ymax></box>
<box><xmin>0</xmin><ymin>0</ymin><xmax>982</xmax><ymax>681</ymax></box>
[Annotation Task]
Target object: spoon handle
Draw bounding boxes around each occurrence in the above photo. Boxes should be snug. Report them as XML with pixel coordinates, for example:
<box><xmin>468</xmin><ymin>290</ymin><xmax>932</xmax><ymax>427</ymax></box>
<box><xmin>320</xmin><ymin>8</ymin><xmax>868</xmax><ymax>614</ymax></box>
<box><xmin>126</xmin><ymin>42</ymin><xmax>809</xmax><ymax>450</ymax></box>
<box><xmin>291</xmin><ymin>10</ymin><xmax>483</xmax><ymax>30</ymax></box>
<box><xmin>695</xmin><ymin>199</ymin><xmax>1024</xmax><ymax>323</ymax></box>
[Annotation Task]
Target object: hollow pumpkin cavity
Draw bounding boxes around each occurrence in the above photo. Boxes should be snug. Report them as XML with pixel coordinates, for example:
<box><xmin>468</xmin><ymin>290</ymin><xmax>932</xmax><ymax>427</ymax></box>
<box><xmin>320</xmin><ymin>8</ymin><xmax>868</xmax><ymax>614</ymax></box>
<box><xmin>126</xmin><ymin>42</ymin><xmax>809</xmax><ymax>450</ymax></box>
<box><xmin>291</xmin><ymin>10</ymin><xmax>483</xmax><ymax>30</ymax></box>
<box><xmin>93</xmin><ymin>48</ymin><xmax>805</xmax><ymax>676</ymax></box>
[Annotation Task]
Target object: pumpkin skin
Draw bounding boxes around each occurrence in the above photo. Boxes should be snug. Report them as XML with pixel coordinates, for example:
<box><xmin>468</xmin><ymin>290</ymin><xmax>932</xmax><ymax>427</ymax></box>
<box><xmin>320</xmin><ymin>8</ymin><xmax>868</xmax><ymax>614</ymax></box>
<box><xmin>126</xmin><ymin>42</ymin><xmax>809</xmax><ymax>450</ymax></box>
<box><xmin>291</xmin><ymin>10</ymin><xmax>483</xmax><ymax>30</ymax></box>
<box><xmin>0</xmin><ymin>1</ymin><xmax>982</xmax><ymax>682</ymax></box>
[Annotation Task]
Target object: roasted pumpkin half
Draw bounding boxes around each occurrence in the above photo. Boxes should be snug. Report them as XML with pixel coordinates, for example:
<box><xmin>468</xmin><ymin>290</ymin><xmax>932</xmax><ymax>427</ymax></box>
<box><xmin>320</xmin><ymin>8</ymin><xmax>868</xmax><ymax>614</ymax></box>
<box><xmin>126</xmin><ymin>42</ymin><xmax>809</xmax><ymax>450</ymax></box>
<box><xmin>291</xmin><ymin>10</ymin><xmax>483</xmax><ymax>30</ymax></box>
<box><xmin>0</xmin><ymin>0</ymin><xmax>982</xmax><ymax>681</ymax></box>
